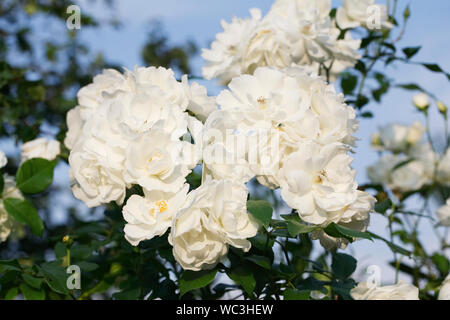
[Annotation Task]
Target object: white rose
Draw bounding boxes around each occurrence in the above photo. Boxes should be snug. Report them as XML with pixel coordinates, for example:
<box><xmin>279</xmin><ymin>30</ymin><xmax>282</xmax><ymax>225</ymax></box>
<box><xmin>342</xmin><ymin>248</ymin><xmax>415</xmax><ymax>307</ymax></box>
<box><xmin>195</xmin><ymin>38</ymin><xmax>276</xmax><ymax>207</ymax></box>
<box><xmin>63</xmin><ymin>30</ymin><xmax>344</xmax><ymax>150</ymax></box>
<box><xmin>124</xmin><ymin>129</ymin><xmax>190</xmax><ymax>193</ymax></box>
<box><xmin>413</xmin><ymin>93</ymin><xmax>430</xmax><ymax>110</ymax></box>
<box><xmin>169</xmin><ymin>179</ymin><xmax>258</xmax><ymax>271</ymax></box>
<box><xmin>129</xmin><ymin>66</ymin><xmax>189</xmax><ymax>111</ymax></box>
<box><xmin>21</xmin><ymin>138</ymin><xmax>60</xmax><ymax>162</ymax></box>
<box><xmin>69</xmin><ymin>137</ymin><xmax>126</xmax><ymax>208</ymax></box>
<box><xmin>336</xmin><ymin>0</ymin><xmax>392</xmax><ymax>30</ymax></box>
<box><xmin>202</xmin><ymin>9</ymin><xmax>263</xmax><ymax>85</ymax></box>
<box><xmin>390</xmin><ymin>159</ymin><xmax>428</xmax><ymax>192</ymax></box>
<box><xmin>437</xmin><ymin>149</ymin><xmax>450</xmax><ymax>186</ymax></box>
<box><xmin>376</xmin><ymin>122</ymin><xmax>425</xmax><ymax>153</ymax></box>
<box><xmin>123</xmin><ymin>184</ymin><xmax>189</xmax><ymax>246</ymax></box>
<box><xmin>351</xmin><ymin>281</ymin><xmax>419</xmax><ymax>300</ymax></box>
<box><xmin>367</xmin><ymin>154</ymin><xmax>398</xmax><ymax>186</ymax></box>
<box><xmin>0</xmin><ymin>175</ymin><xmax>24</xmax><ymax>242</ymax></box>
<box><xmin>266</xmin><ymin>0</ymin><xmax>361</xmax><ymax>76</ymax></box>
<box><xmin>438</xmin><ymin>274</ymin><xmax>450</xmax><ymax>300</ymax></box>
<box><xmin>182</xmin><ymin>75</ymin><xmax>217</xmax><ymax>122</ymax></box>
<box><xmin>77</xmin><ymin>68</ymin><xmax>127</xmax><ymax>120</ymax></box>
<box><xmin>311</xmin><ymin>191</ymin><xmax>375</xmax><ymax>250</ymax></box>
<box><xmin>436</xmin><ymin>199</ymin><xmax>450</xmax><ymax>227</ymax></box>
<box><xmin>278</xmin><ymin>141</ymin><xmax>358</xmax><ymax>225</ymax></box>
<box><xmin>0</xmin><ymin>150</ymin><xmax>7</xmax><ymax>169</ymax></box>
<box><xmin>64</xmin><ymin>106</ymin><xmax>84</xmax><ymax>150</ymax></box>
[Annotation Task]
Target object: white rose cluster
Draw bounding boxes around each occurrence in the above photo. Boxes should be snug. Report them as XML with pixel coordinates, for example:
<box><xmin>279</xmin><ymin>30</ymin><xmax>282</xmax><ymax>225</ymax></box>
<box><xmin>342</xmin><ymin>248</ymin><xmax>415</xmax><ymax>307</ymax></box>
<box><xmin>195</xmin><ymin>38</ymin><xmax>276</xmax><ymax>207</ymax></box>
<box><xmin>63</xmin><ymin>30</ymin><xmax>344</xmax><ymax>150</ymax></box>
<box><xmin>203</xmin><ymin>66</ymin><xmax>375</xmax><ymax>250</ymax></box>
<box><xmin>202</xmin><ymin>0</ymin><xmax>364</xmax><ymax>85</ymax></box>
<box><xmin>66</xmin><ymin>66</ymin><xmax>260</xmax><ymax>270</ymax></box>
<box><xmin>66</xmin><ymin>66</ymin><xmax>216</xmax><ymax>208</ymax></box>
<box><xmin>66</xmin><ymin>0</ymin><xmax>381</xmax><ymax>269</ymax></box>
<box><xmin>368</xmin><ymin>121</ymin><xmax>436</xmax><ymax>193</ymax></box>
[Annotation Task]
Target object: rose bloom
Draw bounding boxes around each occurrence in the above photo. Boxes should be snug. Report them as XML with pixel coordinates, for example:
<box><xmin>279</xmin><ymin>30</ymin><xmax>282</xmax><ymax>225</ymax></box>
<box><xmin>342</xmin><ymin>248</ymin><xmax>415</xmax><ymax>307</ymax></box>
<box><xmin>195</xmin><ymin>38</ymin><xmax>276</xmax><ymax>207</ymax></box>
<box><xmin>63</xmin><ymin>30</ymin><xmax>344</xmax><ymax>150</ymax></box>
<box><xmin>21</xmin><ymin>138</ymin><xmax>60</xmax><ymax>163</ymax></box>
<box><xmin>439</xmin><ymin>274</ymin><xmax>450</xmax><ymax>300</ymax></box>
<box><xmin>351</xmin><ymin>281</ymin><xmax>419</xmax><ymax>300</ymax></box>
<box><xmin>169</xmin><ymin>178</ymin><xmax>258</xmax><ymax>271</ymax></box>
<box><xmin>436</xmin><ymin>199</ymin><xmax>450</xmax><ymax>227</ymax></box>
<box><xmin>336</xmin><ymin>0</ymin><xmax>392</xmax><ymax>30</ymax></box>
<box><xmin>122</xmin><ymin>184</ymin><xmax>189</xmax><ymax>246</ymax></box>
<box><xmin>0</xmin><ymin>150</ymin><xmax>7</xmax><ymax>168</ymax></box>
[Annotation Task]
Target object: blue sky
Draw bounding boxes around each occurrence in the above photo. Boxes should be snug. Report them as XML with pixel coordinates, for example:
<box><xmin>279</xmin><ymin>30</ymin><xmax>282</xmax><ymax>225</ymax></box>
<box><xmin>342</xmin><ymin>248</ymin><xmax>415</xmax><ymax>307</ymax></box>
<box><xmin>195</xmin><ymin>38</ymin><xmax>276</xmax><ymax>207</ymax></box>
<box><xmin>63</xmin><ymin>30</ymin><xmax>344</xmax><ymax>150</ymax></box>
<box><xmin>6</xmin><ymin>0</ymin><xmax>448</xmax><ymax>284</ymax></box>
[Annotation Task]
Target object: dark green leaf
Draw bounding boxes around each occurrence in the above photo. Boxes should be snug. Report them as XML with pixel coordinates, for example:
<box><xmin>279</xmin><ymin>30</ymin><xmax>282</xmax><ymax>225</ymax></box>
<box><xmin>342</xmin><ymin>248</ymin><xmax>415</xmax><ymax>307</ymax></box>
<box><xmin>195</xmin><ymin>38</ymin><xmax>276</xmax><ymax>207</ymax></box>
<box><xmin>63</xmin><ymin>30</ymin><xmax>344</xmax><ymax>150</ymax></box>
<box><xmin>179</xmin><ymin>269</ymin><xmax>217</xmax><ymax>298</ymax></box>
<box><xmin>281</xmin><ymin>215</ymin><xmax>317</xmax><ymax>237</ymax></box>
<box><xmin>432</xmin><ymin>253</ymin><xmax>449</xmax><ymax>276</ymax></box>
<box><xmin>332</xmin><ymin>253</ymin><xmax>357</xmax><ymax>280</ymax></box>
<box><xmin>0</xmin><ymin>259</ymin><xmax>22</xmax><ymax>273</ymax></box>
<box><xmin>4</xmin><ymin>287</ymin><xmax>18</xmax><ymax>300</ymax></box>
<box><xmin>16</xmin><ymin>158</ymin><xmax>57</xmax><ymax>194</ymax></box>
<box><xmin>4</xmin><ymin>198</ymin><xmax>44</xmax><ymax>236</ymax></box>
<box><xmin>247</xmin><ymin>200</ymin><xmax>273</xmax><ymax>229</ymax></box>
<box><xmin>402</xmin><ymin>46</ymin><xmax>421</xmax><ymax>59</ymax></box>
<box><xmin>245</xmin><ymin>255</ymin><xmax>271</xmax><ymax>270</ymax></box>
<box><xmin>341</xmin><ymin>73</ymin><xmax>358</xmax><ymax>95</ymax></box>
<box><xmin>38</xmin><ymin>262</ymin><xmax>69</xmax><ymax>295</ymax></box>
<box><xmin>22</xmin><ymin>274</ymin><xmax>43</xmax><ymax>289</ymax></box>
<box><xmin>112</xmin><ymin>288</ymin><xmax>141</xmax><ymax>300</ymax></box>
<box><xmin>374</xmin><ymin>198</ymin><xmax>392</xmax><ymax>214</ymax></box>
<box><xmin>324</xmin><ymin>222</ymin><xmax>373</xmax><ymax>242</ymax></box>
<box><xmin>227</xmin><ymin>266</ymin><xmax>256</xmax><ymax>297</ymax></box>
<box><xmin>20</xmin><ymin>283</ymin><xmax>45</xmax><ymax>300</ymax></box>
<box><xmin>283</xmin><ymin>288</ymin><xmax>310</xmax><ymax>300</ymax></box>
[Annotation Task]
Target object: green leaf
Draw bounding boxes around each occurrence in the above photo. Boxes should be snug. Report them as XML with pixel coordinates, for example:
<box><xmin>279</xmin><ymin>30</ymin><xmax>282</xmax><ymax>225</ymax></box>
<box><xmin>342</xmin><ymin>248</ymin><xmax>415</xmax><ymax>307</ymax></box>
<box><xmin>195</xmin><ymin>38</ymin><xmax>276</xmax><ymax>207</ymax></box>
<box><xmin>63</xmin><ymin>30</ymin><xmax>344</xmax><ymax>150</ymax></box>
<box><xmin>247</xmin><ymin>200</ymin><xmax>273</xmax><ymax>229</ymax></box>
<box><xmin>112</xmin><ymin>288</ymin><xmax>141</xmax><ymax>300</ymax></box>
<box><xmin>227</xmin><ymin>266</ymin><xmax>256</xmax><ymax>297</ymax></box>
<box><xmin>4</xmin><ymin>287</ymin><xmax>19</xmax><ymax>300</ymax></box>
<box><xmin>20</xmin><ymin>283</ymin><xmax>45</xmax><ymax>300</ymax></box>
<box><xmin>396</xmin><ymin>83</ymin><xmax>423</xmax><ymax>91</ymax></box>
<box><xmin>38</xmin><ymin>262</ymin><xmax>69</xmax><ymax>295</ymax></box>
<box><xmin>341</xmin><ymin>73</ymin><xmax>358</xmax><ymax>95</ymax></box>
<box><xmin>283</xmin><ymin>288</ymin><xmax>310</xmax><ymax>300</ymax></box>
<box><xmin>4</xmin><ymin>198</ymin><xmax>44</xmax><ymax>236</ymax></box>
<box><xmin>245</xmin><ymin>255</ymin><xmax>271</xmax><ymax>270</ymax></box>
<box><xmin>323</xmin><ymin>222</ymin><xmax>373</xmax><ymax>242</ymax></box>
<box><xmin>71</xmin><ymin>244</ymin><xmax>92</xmax><ymax>260</ymax></box>
<box><xmin>78</xmin><ymin>261</ymin><xmax>99</xmax><ymax>272</ymax></box>
<box><xmin>16</xmin><ymin>158</ymin><xmax>57</xmax><ymax>194</ymax></box>
<box><xmin>0</xmin><ymin>259</ymin><xmax>22</xmax><ymax>273</ymax></box>
<box><xmin>179</xmin><ymin>269</ymin><xmax>217</xmax><ymax>298</ymax></box>
<box><xmin>281</xmin><ymin>215</ymin><xmax>317</xmax><ymax>237</ymax></box>
<box><xmin>54</xmin><ymin>242</ymin><xmax>67</xmax><ymax>259</ymax></box>
<box><xmin>431</xmin><ymin>253</ymin><xmax>449</xmax><ymax>276</ymax></box>
<box><xmin>332</xmin><ymin>253</ymin><xmax>357</xmax><ymax>280</ymax></box>
<box><xmin>367</xmin><ymin>231</ymin><xmax>411</xmax><ymax>256</ymax></box>
<box><xmin>402</xmin><ymin>46</ymin><xmax>421</xmax><ymax>59</ymax></box>
<box><xmin>249</xmin><ymin>234</ymin><xmax>274</xmax><ymax>251</ymax></box>
<box><xmin>22</xmin><ymin>274</ymin><xmax>43</xmax><ymax>289</ymax></box>
<box><xmin>374</xmin><ymin>198</ymin><xmax>392</xmax><ymax>214</ymax></box>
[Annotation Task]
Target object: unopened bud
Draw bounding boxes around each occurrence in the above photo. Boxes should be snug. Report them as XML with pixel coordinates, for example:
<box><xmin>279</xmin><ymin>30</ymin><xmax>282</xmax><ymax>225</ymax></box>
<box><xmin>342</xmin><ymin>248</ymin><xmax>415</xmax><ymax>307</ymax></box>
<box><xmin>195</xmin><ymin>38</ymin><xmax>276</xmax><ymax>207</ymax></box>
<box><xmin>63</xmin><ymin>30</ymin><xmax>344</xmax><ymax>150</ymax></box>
<box><xmin>371</xmin><ymin>133</ymin><xmax>382</xmax><ymax>149</ymax></box>
<box><xmin>62</xmin><ymin>235</ymin><xmax>73</xmax><ymax>246</ymax></box>
<box><xmin>413</xmin><ymin>93</ymin><xmax>430</xmax><ymax>111</ymax></box>
<box><xmin>437</xmin><ymin>101</ymin><xmax>447</xmax><ymax>115</ymax></box>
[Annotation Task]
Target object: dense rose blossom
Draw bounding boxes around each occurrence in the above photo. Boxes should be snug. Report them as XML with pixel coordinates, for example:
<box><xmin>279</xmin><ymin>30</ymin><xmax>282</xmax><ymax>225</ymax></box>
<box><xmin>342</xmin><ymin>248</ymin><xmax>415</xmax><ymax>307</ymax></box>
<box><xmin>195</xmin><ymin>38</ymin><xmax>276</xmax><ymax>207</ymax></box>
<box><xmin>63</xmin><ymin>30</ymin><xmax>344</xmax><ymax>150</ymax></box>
<box><xmin>202</xmin><ymin>0</ymin><xmax>361</xmax><ymax>84</ymax></box>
